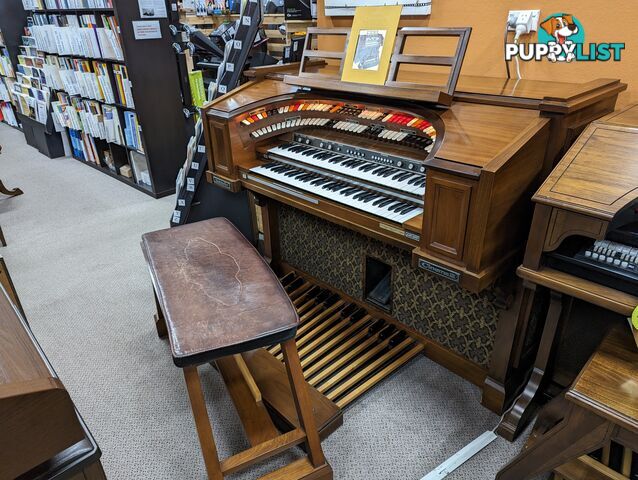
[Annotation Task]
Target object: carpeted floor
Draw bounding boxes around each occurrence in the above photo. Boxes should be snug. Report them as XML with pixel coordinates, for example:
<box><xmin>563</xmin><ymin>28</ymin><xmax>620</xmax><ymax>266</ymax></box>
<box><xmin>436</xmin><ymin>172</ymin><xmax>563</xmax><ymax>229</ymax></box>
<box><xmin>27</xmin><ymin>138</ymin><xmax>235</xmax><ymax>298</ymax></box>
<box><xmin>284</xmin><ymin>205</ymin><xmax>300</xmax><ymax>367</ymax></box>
<box><xmin>0</xmin><ymin>123</ymin><xmax>534</xmax><ymax>479</ymax></box>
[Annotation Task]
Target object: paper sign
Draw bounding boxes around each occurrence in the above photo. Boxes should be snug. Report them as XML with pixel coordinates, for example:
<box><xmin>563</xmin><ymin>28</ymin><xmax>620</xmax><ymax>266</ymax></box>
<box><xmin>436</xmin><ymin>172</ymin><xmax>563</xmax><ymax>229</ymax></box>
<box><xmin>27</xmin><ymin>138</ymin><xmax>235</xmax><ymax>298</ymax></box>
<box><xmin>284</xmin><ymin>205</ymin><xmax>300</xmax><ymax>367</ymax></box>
<box><xmin>138</xmin><ymin>0</ymin><xmax>167</xmax><ymax>18</ymax></box>
<box><xmin>133</xmin><ymin>21</ymin><xmax>162</xmax><ymax>40</ymax></box>
<box><xmin>197</xmin><ymin>145</ymin><xmax>206</xmax><ymax>153</ymax></box>
<box><xmin>178</xmin><ymin>199</ymin><xmax>186</xmax><ymax>206</ymax></box>
<box><xmin>191</xmin><ymin>162</ymin><xmax>200</xmax><ymax>170</ymax></box>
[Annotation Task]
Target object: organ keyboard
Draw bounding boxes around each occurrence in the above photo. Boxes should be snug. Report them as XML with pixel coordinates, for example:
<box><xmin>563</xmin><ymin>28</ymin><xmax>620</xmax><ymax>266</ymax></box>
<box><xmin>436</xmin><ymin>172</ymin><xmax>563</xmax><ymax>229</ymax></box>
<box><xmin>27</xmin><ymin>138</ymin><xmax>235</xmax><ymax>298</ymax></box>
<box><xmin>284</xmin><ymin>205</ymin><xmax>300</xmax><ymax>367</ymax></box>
<box><xmin>202</xmin><ymin>27</ymin><xmax>625</xmax><ymax>415</ymax></box>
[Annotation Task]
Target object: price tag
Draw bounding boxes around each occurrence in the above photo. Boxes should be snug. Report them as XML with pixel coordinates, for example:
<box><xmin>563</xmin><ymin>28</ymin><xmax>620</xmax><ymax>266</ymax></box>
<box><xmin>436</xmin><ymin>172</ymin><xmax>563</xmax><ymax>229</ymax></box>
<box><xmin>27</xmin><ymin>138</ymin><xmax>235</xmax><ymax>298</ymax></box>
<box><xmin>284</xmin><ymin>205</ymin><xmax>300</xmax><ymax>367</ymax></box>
<box><xmin>171</xmin><ymin>3</ymin><xmax>177</xmax><ymax>11</ymax></box>
<box><xmin>191</xmin><ymin>162</ymin><xmax>200</xmax><ymax>170</ymax></box>
<box><xmin>234</xmin><ymin>40</ymin><xmax>242</xmax><ymax>50</ymax></box>
<box><xmin>226</xmin><ymin>63</ymin><xmax>234</xmax><ymax>72</ymax></box>
<box><xmin>178</xmin><ymin>199</ymin><xmax>186</xmax><ymax>207</ymax></box>
<box><xmin>218</xmin><ymin>84</ymin><xmax>227</xmax><ymax>94</ymax></box>
<box><xmin>242</xmin><ymin>16</ymin><xmax>251</xmax><ymax>26</ymax></box>
<box><xmin>172</xmin><ymin>210</ymin><xmax>181</xmax><ymax>223</ymax></box>
<box><xmin>187</xmin><ymin>178</ymin><xmax>195</xmax><ymax>185</ymax></box>
<box><xmin>197</xmin><ymin>145</ymin><xmax>206</xmax><ymax>153</ymax></box>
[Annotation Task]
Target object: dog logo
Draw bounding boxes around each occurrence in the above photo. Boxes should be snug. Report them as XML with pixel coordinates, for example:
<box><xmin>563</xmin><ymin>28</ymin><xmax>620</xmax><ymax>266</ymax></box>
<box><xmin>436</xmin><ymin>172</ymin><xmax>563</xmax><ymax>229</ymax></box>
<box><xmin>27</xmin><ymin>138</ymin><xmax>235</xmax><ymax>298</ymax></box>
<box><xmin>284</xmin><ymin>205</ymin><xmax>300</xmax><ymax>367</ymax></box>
<box><xmin>539</xmin><ymin>14</ymin><xmax>582</xmax><ymax>62</ymax></box>
<box><xmin>505</xmin><ymin>12</ymin><xmax>624</xmax><ymax>63</ymax></box>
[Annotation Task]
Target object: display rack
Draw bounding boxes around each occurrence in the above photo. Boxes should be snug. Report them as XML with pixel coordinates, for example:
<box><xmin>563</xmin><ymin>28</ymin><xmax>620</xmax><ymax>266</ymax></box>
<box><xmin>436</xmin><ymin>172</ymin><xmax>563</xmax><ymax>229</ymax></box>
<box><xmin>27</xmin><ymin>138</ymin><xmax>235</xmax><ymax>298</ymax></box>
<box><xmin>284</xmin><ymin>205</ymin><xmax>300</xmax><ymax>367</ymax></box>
<box><xmin>170</xmin><ymin>0</ymin><xmax>262</xmax><ymax>226</ymax></box>
<box><xmin>0</xmin><ymin>3</ymin><xmax>29</xmax><ymax>129</ymax></box>
<box><xmin>21</xmin><ymin>0</ymin><xmax>187</xmax><ymax>198</ymax></box>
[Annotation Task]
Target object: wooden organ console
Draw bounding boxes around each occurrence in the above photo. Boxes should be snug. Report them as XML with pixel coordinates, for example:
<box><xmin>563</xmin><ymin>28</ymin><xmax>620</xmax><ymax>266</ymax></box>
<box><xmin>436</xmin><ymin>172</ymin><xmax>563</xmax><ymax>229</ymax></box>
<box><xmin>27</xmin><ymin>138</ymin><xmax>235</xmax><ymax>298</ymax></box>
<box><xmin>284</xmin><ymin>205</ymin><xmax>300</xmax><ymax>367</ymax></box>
<box><xmin>201</xmin><ymin>26</ymin><xmax>626</xmax><ymax>418</ymax></box>
<box><xmin>0</xmin><ymin>282</ymin><xmax>105</xmax><ymax>479</ymax></box>
<box><xmin>496</xmin><ymin>104</ymin><xmax>638</xmax><ymax>441</ymax></box>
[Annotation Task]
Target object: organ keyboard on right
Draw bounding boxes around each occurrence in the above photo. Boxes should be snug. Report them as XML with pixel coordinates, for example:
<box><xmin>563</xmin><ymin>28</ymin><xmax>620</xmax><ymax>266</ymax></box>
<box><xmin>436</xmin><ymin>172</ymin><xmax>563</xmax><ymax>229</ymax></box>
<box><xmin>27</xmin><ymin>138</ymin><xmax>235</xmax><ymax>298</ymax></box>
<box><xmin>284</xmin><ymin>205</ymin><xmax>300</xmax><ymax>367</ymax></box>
<box><xmin>496</xmin><ymin>103</ymin><xmax>638</xmax><ymax>441</ymax></box>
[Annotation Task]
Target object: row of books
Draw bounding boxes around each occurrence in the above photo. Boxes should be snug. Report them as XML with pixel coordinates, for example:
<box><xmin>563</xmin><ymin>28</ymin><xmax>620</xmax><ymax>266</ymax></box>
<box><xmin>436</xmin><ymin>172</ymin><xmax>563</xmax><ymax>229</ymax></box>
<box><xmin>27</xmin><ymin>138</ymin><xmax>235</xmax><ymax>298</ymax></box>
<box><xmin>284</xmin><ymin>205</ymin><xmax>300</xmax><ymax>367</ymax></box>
<box><xmin>68</xmin><ymin>128</ymin><xmax>151</xmax><ymax>189</ymax></box>
<box><xmin>22</xmin><ymin>0</ymin><xmax>113</xmax><ymax>11</ymax></box>
<box><xmin>0</xmin><ymin>48</ymin><xmax>15</xmax><ymax>78</ymax></box>
<box><xmin>51</xmin><ymin>94</ymin><xmax>142</xmax><ymax>153</ymax></box>
<box><xmin>13</xmin><ymin>85</ymin><xmax>50</xmax><ymax>123</ymax></box>
<box><xmin>43</xmin><ymin>0</ymin><xmax>114</xmax><ymax>8</ymax></box>
<box><xmin>0</xmin><ymin>101</ymin><xmax>19</xmax><ymax>127</ymax></box>
<box><xmin>43</xmin><ymin>55</ymin><xmax>134</xmax><ymax>107</ymax></box>
<box><xmin>29</xmin><ymin>13</ymin><xmax>123</xmax><ymax>61</ymax></box>
<box><xmin>0</xmin><ymin>77</ymin><xmax>15</xmax><ymax>103</ymax></box>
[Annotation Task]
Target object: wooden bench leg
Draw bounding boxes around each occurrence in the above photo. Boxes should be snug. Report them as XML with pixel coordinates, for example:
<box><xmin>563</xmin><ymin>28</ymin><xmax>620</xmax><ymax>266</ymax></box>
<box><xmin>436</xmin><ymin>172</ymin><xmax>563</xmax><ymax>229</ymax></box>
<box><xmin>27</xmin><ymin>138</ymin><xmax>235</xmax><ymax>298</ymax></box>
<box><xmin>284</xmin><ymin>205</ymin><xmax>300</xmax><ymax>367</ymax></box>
<box><xmin>183</xmin><ymin>366</ymin><xmax>224</xmax><ymax>480</ymax></box>
<box><xmin>281</xmin><ymin>339</ymin><xmax>327</xmax><ymax>470</ymax></box>
<box><xmin>0</xmin><ymin>180</ymin><xmax>23</xmax><ymax>197</ymax></box>
<box><xmin>496</xmin><ymin>402</ymin><xmax>613</xmax><ymax>480</ymax></box>
<box><xmin>153</xmin><ymin>290</ymin><xmax>168</xmax><ymax>339</ymax></box>
<box><xmin>0</xmin><ymin>225</ymin><xmax>6</xmax><ymax>247</ymax></box>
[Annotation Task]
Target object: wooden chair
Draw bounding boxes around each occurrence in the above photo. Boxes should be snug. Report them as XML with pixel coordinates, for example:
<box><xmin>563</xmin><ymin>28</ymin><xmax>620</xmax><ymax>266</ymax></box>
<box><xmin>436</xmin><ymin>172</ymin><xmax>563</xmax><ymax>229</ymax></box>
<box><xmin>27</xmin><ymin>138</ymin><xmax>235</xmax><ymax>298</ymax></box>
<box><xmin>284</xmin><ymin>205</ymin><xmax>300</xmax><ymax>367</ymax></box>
<box><xmin>497</xmin><ymin>327</ymin><xmax>638</xmax><ymax>480</ymax></box>
<box><xmin>142</xmin><ymin>218</ymin><xmax>332</xmax><ymax>480</ymax></box>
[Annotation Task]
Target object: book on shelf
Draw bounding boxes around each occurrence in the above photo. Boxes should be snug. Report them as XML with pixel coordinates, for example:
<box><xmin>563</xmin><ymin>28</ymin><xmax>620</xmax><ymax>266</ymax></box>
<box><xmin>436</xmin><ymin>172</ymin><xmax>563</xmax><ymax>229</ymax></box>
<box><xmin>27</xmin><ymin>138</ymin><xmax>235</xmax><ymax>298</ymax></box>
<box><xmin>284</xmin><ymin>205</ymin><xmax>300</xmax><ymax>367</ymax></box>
<box><xmin>129</xmin><ymin>150</ymin><xmax>151</xmax><ymax>188</ymax></box>
<box><xmin>102</xmin><ymin>103</ymin><xmax>124</xmax><ymax>145</ymax></box>
<box><xmin>0</xmin><ymin>48</ymin><xmax>15</xmax><ymax>78</ymax></box>
<box><xmin>112</xmin><ymin>64</ymin><xmax>133</xmax><ymax>107</ymax></box>
<box><xmin>93</xmin><ymin>60</ymin><xmax>115</xmax><ymax>103</ymax></box>
<box><xmin>123</xmin><ymin>110</ymin><xmax>143</xmax><ymax>152</ymax></box>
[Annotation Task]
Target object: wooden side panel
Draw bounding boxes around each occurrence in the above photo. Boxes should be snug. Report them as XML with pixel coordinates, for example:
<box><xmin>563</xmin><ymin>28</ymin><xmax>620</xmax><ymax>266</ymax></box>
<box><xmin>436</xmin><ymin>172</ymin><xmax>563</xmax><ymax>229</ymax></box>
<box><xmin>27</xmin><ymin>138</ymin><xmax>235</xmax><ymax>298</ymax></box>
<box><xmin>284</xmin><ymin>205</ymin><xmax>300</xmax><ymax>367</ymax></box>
<box><xmin>544</xmin><ymin>210</ymin><xmax>608</xmax><ymax>252</ymax></box>
<box><xmin>208</xmin><ymin>119</ymin><xmax>233</xmax><ymax>174</ymax></box>
<box><xmin>422</xmin><ymin>172</ymin><xmax>474</xmax><ymax>262</ymax></box>
<box><xmin>469</xmin><ymin>122</ymin><xmax>550</xmax><ymax>272</ymax></box>
<box><xmin>0</xmin><ymin>385</ymin><xmax>85</xmax><ymax>480</ymax></box>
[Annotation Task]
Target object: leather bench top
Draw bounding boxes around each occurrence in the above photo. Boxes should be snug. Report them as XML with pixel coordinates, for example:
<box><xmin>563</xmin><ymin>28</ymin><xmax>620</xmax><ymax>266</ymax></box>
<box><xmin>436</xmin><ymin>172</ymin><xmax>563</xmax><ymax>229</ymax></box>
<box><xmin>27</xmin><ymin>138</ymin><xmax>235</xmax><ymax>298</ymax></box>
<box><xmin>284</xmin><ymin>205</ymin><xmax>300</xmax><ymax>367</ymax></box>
<box><xmin>141</xmin><ymin>218</ymin><xmax>298</xmax><ymax>367</ymax></box>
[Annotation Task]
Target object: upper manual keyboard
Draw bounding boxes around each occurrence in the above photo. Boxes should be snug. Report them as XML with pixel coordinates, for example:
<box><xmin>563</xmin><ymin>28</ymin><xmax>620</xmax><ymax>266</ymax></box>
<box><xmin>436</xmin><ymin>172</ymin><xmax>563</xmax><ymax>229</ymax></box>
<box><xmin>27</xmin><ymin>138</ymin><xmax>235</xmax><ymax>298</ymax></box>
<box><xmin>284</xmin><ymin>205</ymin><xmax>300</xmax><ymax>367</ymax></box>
<box><xmin>267</xmin><ymin>142</ymin><xmax>426</xmax><ymax>197</ymax></box>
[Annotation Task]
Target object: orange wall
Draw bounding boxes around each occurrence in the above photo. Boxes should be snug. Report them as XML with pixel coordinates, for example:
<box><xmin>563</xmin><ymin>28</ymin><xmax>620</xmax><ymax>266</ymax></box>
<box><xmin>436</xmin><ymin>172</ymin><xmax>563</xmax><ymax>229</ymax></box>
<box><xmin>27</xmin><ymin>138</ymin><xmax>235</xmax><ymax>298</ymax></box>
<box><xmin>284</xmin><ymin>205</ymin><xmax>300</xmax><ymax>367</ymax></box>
<box><xmin>317</xmin><ymin>0</ymin><xmax>636</xmax><ymax>106</ymax></box>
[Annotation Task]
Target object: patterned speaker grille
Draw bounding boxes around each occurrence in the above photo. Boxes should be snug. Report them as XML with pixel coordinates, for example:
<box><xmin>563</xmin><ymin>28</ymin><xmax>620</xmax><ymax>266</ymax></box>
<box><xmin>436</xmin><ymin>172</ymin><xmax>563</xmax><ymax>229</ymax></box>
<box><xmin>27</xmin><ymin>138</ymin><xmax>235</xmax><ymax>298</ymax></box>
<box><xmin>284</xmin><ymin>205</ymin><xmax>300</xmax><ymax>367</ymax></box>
<box><xmin>277</xmin><ymin>205</ymin><xmax>505</xmax><ymax>367</ymax></box>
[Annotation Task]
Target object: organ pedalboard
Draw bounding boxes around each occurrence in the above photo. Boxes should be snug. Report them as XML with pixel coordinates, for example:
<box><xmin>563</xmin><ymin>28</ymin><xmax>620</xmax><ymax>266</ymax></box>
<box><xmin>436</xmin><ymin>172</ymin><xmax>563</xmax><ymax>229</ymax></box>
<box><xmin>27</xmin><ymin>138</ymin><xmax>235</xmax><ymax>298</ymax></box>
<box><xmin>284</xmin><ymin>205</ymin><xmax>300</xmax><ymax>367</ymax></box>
<box><xmin>272</xmin><ymin>271</ymin><xmax>424</xmax><ymax>409</ymax></box>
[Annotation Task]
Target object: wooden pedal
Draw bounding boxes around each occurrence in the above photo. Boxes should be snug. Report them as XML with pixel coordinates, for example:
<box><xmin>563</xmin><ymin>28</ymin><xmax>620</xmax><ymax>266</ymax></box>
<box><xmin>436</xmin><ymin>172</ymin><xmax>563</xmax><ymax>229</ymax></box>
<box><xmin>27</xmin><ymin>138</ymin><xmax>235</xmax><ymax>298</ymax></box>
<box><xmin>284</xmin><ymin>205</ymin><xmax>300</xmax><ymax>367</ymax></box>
<box><xmin>272</xmin><ymin>271</ymin><xmax>424</xmax><ymax>409</ymax></box>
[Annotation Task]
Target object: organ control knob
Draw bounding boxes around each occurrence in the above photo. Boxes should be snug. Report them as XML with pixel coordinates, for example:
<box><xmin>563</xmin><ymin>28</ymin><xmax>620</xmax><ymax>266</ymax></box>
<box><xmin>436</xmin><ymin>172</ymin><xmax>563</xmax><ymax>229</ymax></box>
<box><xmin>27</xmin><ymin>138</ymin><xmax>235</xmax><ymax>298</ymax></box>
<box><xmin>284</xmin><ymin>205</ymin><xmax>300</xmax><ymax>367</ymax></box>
<box><xmin>327</xmin><ymin>144</ymin><xmax>333</xmax><ymax>150</ymax></box>
<box><xmin>306</xmin><ymin>139</ymin><xmax>311</xmax><ymax>145</ymax></box>
<box><xmin>419</xmin><ymin>166</ymin><xmax>426</xmax><ymax>173</ymax></box>
<box><xmin>408</xmin><ymin>164</ymin><xmax>414</xmax><ymax>170</ymax></box>
<box><xmin>397</xmin><ymin>161</ymin><xmax>403</xmax><ymax>167</ymax></box>
<box><xmin>320</xmin><ymin>142</ymin><xmax>325</xmax><ymax>148</ymax></box>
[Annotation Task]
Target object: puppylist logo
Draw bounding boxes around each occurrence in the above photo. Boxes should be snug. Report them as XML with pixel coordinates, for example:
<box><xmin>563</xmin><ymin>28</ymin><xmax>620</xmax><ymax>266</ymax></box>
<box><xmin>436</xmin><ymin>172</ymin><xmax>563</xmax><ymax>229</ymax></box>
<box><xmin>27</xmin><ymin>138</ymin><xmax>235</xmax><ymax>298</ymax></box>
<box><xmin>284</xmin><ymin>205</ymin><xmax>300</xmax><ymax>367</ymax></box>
<box><xmin>506</xmin><ymin>13</ymin><xmax>625</xmax><ymax>63</ymax></box>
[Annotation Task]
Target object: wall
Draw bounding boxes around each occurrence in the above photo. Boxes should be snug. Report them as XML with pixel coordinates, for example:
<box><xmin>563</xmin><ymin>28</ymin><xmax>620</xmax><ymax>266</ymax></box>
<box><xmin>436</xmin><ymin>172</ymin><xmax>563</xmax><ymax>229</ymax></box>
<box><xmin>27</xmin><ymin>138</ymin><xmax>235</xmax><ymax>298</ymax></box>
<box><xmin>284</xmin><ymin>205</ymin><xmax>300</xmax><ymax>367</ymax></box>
<box><xmin>317</xmin><ymin>0</ymin><xmax>636</xmax><ymax>106</ymax></box>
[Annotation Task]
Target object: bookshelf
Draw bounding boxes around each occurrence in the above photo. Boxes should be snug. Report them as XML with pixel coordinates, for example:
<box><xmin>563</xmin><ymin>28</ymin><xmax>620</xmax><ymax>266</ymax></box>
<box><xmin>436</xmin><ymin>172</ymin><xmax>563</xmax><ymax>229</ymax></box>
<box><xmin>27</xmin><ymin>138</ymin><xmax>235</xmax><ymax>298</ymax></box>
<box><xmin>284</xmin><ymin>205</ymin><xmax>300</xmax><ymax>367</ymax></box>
<box><xmin>0</xmin><ymin>3</ymin><xmax>28</xmax><ymax>129</ymax></box>
<box><xmin>21</xmin><ymin>0</ymin><xmax>188</xmax><ymax>198</ymax></box>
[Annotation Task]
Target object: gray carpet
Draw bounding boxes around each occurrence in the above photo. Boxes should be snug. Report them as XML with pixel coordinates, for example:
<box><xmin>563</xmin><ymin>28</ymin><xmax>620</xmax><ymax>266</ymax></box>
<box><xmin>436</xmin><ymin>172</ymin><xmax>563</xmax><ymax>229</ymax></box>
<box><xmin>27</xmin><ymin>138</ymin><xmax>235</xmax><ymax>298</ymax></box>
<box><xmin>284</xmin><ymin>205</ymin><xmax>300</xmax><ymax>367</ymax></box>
<box><xmin>0</xmin><ymin>123</ymin><xmax>532</xmax><ymax>479</ymax></box>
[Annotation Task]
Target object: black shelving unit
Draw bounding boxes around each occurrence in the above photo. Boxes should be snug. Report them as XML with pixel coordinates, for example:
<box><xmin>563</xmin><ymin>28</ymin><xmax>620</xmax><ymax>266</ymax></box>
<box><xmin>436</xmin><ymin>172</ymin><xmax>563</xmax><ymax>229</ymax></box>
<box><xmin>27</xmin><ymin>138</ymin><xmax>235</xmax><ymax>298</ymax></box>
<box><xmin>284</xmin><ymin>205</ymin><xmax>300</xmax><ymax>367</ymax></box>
<box><xmin>0</xmin><ymin>1</ymin><xmax>29</xmax><ymax>130</ymax></box>
<box><xmin>18</xmin><ymin>0</ymin><xmax>188</xmax><ymax>197</ymax></box>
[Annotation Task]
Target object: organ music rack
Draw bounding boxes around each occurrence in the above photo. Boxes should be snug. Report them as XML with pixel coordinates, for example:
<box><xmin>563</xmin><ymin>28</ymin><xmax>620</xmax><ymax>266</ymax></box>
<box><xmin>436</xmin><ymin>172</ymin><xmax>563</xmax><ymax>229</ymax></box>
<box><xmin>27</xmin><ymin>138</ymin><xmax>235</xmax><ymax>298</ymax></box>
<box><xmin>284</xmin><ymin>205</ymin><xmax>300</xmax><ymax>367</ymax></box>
<box><xmin>201</xmin><ymin>26</ymin><xmax>625</xmax><ymax>420</ymax></box>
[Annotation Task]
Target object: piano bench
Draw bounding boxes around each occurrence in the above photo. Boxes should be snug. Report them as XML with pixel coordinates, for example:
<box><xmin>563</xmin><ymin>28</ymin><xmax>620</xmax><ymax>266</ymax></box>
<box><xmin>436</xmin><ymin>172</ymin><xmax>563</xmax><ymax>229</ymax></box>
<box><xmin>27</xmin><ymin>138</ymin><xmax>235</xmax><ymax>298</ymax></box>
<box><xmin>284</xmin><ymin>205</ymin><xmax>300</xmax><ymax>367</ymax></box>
<box><xmin>496</xmin><ymin>326</ymin><xmax>638</xmax><ymax>480</ymax></box>
<box><xmin>141</xmin><ymin>218</ymin><xmax>332</xmax><ymax>480</ymax></box>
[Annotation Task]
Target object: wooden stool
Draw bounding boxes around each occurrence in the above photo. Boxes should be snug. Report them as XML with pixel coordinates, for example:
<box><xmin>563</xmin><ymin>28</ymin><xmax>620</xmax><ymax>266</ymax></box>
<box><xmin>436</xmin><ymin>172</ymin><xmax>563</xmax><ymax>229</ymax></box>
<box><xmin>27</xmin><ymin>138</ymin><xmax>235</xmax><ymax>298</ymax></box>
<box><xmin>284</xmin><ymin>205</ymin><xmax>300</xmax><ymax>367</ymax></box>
<box><xmin>142</xmin><ymin>218</ymin><xmax>332</xmax><ymax>480</ymax></box>
<box><xmin>497</xmin><ymin>327</ymin><xmax>638</xmax><ymax>480</ymax></box>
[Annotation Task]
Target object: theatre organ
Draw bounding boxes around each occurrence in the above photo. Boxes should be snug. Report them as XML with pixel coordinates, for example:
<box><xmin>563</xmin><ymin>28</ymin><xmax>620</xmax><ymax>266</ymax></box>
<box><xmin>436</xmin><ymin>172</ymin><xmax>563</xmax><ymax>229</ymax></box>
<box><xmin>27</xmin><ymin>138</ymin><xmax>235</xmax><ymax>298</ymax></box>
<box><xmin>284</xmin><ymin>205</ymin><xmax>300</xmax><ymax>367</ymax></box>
<box><xmin>201</xmin><ymin>26</ymin><xmax>626</xmax><ymax>416</ymax></box>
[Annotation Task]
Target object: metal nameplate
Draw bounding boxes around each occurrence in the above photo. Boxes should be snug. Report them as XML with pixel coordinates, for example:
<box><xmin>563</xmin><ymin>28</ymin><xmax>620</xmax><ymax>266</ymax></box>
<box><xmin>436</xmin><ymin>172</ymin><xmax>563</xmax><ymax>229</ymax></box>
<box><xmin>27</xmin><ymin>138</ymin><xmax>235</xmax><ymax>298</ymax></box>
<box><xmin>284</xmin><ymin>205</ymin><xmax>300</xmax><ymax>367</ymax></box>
<box><xmin>418</xmin><ymin>259</ymin><xmax>460</xmax><ymax>283</ymax></box>
<box><xmin>405</xmin><ymin>230</ymin><xmax>421</xmax><ymax>242</ymax></box>
<box><xmin>213</xmin><ymin>176</ymin><xmax>232</xmax><ymax>190</ymax></box>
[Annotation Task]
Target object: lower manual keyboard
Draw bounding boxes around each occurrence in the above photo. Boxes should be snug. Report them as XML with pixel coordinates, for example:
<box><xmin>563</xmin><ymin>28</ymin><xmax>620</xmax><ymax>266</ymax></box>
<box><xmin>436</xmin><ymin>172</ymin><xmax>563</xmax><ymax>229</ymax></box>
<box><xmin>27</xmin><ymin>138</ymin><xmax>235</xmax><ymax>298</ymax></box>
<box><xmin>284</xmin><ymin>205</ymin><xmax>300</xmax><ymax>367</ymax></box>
<box><xmin>249</xmin><ymin>160</ymin><xmax>423</xmax><ymax>224</ymax></box>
